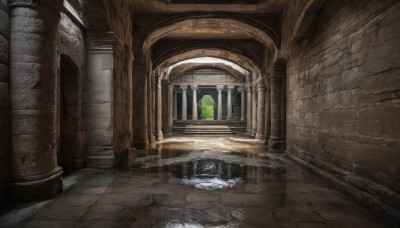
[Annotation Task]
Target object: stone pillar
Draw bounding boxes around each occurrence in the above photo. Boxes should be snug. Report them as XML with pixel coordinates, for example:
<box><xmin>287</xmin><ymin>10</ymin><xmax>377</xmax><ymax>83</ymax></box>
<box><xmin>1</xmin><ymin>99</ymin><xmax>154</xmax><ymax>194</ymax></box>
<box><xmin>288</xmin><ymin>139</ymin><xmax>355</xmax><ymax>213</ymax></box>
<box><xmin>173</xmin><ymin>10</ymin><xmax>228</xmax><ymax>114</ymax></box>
<box><xmin>148</xmin><ymin>75</ymin><xmax>155</xmax><ymax>144</ymax></box>
<box><xmin>226</xmin><ymin>86</ymin><xmax>234</xmax><ymax>120</ymax></box>
<box><xmin>246</xmin><ymin>86</ymin><xmax>252</xmax><ymax>135</ymax></box>
<box><xmin>85</xmin><ymin>32</ymin><xmax>121</xmax><ymax>167</ymax></box>
<box><xmin>252</xmin><ymin>86</ymin><xmax>257</xmax><ymax>136</ymax></box>
<box><xmin>181</xmin><ymin>85</ymin><xmax>187</xmax><ymax>120</ymax></box>
<box><xmin>154</xmin><ymin>75</ymin><xmax>163</xmax><ymax>140</ymax></box>
<box><xmin>264</xmin><ymin>85</ymin><xmax>271</xmax><ymax>143</ymax></box>
<box><xmin>268</xmin><ymin>60</ymin><xmax>286</xmax><ymax>149</ymax></box>
<box><xmin>168</xmin><ymin>86</ymin><xmax>174</xmax><ymax>133</ymax></box>
<box><xmin>132</xmin><ymin>58</ymin><xmax>148</xmax><ymax>149</ymax></box>
<box><xmin>161</xmin><ymin>79</ymin><xmax>169</xmax><ymax>134</ymax></box>
<box><xmin>9</xmin><ymin>0</ymin><xmax>63</xmax><ymax>200</ymax></box>
<box><xmin>191</xmin><ymin>85</ymin><xmax>198</xmax><ymax>120</ymax></box>
<box><xmin>256</xmin><ymin>83</ymin><xmax>265</xmax><ymax>140</ymax></box>
<box><xmin>238</xmin><ymin>87</ymin><xmax>245</xmax><ymax>121</ymax></box>
<box><xmin>173</xmin><ymin>89</ymin><xmax>178</xmax><ymax>120</ymax></box>
<box><xmin>217</xmin><ymin>85</ymin><xmax>223</xmax><ymax>120</ymax></box>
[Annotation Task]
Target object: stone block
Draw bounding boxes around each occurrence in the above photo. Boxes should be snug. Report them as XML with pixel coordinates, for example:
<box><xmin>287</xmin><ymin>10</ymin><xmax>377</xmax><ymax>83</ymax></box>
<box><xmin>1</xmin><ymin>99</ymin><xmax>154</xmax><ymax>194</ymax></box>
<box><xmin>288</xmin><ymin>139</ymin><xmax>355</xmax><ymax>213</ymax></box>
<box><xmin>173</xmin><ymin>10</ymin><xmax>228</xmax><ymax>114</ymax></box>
<box><xmin>87</xmin><ymin>86</ymin><xmax>113</xmax><ymax>103</ymax></box>
<box><xmin>356</xmin><ymin>107</ymin><xmax>400</xmax><ymax>138</ymax></box>
<box><xmin>354</xmin><ymin>142</ymin><xmax>400</xmax><ymax>177</ymax></box>
<box><xmin>84</xmin><ymin>103</ymin><xmax>113</xmax><ymax>118</ymax></box>
<box><xmin>318</xmin><ymin>110</ymin><xmax>355</xmax><ymax>133</ymax></box>
<box><xmin>86</xmin><ymin>117</ymin><xmax>113</xmax><ymax>130</ymax></box>
<box><xmin>319</xmin><ymin>135</ymin><xmax>354</xmax><ymax>165</ymax></box>
<box><xmin>87</xmin><ymin>130</ymin><xmax>113</xmax><ymax>146</ymax></box>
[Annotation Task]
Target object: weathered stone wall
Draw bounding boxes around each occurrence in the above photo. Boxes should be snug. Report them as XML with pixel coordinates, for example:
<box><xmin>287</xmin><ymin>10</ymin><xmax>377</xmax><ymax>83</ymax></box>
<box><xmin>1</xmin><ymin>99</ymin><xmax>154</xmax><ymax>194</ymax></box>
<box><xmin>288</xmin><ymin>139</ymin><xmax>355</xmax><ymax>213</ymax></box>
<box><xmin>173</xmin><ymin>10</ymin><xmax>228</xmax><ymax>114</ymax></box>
<box><xmin>58</xmin><ymin>11</ymin><xmax>86</xmax><ymax>169</ymax></box>
<box><xmin>0</xmin><ymin>0</ymin><xmax>10</xmax><ymax>200</ymax></box>
<box><xmin>286</xmin><ymin>0</ymin><xmax>400</xmax><ymax>217</ymax></box>
<box><xmin>106</xmin><ymin>0</ymin><xmax>133</xmax><ymax>166</ymax></box>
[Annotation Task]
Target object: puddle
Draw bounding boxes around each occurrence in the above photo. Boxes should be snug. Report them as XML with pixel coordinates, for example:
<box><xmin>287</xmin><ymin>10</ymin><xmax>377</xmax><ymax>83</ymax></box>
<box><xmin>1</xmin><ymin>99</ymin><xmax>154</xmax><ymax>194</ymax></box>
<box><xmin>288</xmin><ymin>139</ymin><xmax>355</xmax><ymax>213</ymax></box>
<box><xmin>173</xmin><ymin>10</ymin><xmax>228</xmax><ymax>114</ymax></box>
<box><xmin>173</xmin><ymin>159</ymin><xmax>245</xmax><ymax>190</ymax></box>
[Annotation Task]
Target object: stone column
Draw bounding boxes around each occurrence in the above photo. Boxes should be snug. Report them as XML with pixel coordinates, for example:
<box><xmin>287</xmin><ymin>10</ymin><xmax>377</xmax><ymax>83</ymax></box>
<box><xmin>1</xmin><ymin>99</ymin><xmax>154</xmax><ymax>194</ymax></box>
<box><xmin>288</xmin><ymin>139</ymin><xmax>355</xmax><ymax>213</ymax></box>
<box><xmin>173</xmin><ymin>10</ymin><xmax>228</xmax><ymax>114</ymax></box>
<box><xmin>238</xmin><ymin>87</ymin><xmax>245</xmax><ymax>121</ymax></box>
<box><xmin>154</xmin><ymin>75</ymin><xmax>163</xmax><ymax>140</ymax></box>
<box><xmin>246</xmin><ymin>86</ymin><xmax>252</xmax><ymax>135</ymax></box>
<box><xmin>173</xmin><ymin>89</ymin><xmax>178</xmax><ymax>120</ymax></box>
<box><xmin>268</xmin><ymin>60</ymin><xmax>286</xmax><ymax>149</ymax></box>
<box><xmin>217</xmin><ymin>85</ymin><xmax>224</xmax><ymax>120</ymax></box>
<box><xmin>132</xmin><ymin>57</ymin><xmax>148</xmax><ymax>149</ymax></box>
<box><xmin>252</xmin><ymin>86</ymin><xmax>257</xmax><ymax>136</ymax></box>
<box><xmin>264</xmin><ymin>85</ymin><xmax>271</xmax><ymax>143</ymax></box>
<box><xmin>227</xmin><ymin>86</ymin><xmax>234</xmax><ymax>120</ymax></box>
<box><xmin>191</xmin><ymin>85</ymin><xmax>198</xmax><ymax>120</ymax></box>
<box><xmin>256</xmin><ymin>83</ymin><xmax>266</xmax><ymax>140</ymax></box>
<box><xmin>161</xmin><ymin>79</ymin><xmax>169</xmax><ymax>134</ymax></box>
<box><xmin>86</xmin><ymin>32</ymin><xmax>121</xmax><ymax>167</ymax></box>
<box><xmin>167</xmin><ymin>85</ymin><xmax>174</xmax><ymax>133</ymax></box>
<box><xmin>148</xmin><ymin>74</ymin><xmax>155</xmax><ymax>144</ymax></box>
<box><xmin>9</xmin><ymin>0</ymin><xmax>63</xmax><ymax>200</ymax></box>
<box><xmin>181</xmin><ymin>85</ymin><xmax>187</xmax><ymax>120</ymax></box>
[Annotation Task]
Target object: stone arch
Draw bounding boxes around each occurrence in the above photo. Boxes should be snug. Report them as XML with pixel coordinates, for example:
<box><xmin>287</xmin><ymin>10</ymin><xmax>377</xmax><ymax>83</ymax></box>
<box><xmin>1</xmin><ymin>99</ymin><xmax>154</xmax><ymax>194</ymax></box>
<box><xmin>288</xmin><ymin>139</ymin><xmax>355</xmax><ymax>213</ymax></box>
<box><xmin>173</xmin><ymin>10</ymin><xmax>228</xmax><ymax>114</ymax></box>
<box><xmin>168</xmin><ymin>63</ymin><xmax>248</xmax><ymax>81</ymax></box>
<box><xmin>157</xmin><ymin>48</ymin><xmax>261</xmax><ymax>74</ymax></box>
<box><xmin>58</xmin><ymin>54</ymin><xmax>84</xmax><ymax>170</ymax></box>
<box><xmin>143</xmin><ymin>16</ymin><xmax>279</xmax><ymax>53</ymax></box>
<box><xmin>81</xmin><ymin>1</ymin><xmax>111</xmax><ymax>30</ymax></box>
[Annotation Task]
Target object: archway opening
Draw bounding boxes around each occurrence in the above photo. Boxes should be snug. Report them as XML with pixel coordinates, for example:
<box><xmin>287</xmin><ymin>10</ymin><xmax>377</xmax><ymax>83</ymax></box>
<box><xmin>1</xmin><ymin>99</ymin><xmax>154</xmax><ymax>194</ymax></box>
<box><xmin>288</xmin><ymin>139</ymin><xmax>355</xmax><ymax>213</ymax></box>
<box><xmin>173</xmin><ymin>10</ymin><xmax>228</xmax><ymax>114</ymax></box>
<box><xmin>58</xmin><ymin>55</ymin><xmax>83</xmax><ymax>170</ymax></box>
<box><xmin>200</xmin><ymin>95</ymin><xmax>215</xmax><ymax>120</ymax></box>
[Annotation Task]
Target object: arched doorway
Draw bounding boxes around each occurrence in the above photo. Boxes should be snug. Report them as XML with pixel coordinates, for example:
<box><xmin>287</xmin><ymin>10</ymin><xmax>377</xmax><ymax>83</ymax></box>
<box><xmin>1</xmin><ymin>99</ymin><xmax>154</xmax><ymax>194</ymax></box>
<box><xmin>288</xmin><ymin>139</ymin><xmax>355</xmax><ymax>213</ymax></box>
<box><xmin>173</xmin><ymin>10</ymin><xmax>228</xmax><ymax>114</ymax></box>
<box><xmin>58</xmin><ymin>55</ymin><xmax>83</xmax><ymax>170</ymax></box>
<box><xmin>199</xmin><ymin>95</ymin><xmax>215</xmax><ymax>120</ymax></box>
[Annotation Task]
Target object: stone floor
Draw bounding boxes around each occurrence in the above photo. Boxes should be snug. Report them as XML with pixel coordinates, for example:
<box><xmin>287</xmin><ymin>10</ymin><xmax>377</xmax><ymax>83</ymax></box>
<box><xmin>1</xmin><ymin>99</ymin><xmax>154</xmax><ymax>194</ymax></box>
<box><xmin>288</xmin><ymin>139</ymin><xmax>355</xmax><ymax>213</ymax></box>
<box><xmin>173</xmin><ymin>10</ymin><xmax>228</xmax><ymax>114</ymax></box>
<box><xmin>0</xmin><ymin>136</ymin><xmax>397</xmax><ymax>228</ymax></box>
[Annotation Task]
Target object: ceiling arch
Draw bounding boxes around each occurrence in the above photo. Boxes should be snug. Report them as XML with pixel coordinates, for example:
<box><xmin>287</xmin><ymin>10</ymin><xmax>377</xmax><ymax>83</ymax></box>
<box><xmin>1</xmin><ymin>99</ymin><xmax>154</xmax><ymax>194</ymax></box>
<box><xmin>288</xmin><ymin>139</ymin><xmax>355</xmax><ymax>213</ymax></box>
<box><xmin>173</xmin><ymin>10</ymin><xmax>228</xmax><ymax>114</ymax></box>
<box><xmin>156</xmin><ymin>48</ymin><xmax>261</xmax><ymax>73</ymax></box>
<box><xmin>143</xmin><ymin>17</ymin><xmax>279</xmax><ymax>53</ymax></box>
<box><xmin>167</xmin><ymin>62</ymin><xmax>249</xmax><ymax>82</ymax></box>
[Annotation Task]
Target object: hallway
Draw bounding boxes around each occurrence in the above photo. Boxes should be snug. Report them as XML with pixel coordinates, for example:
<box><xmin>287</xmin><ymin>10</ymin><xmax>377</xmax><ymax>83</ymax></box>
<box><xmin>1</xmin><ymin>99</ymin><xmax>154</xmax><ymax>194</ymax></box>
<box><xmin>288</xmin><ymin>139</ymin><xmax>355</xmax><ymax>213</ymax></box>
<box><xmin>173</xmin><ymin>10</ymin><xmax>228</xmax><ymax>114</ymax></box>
<box><xmin>6</xmin><ymin>136</ymin><xmax>395</xmax><ymax>228</ymax></box>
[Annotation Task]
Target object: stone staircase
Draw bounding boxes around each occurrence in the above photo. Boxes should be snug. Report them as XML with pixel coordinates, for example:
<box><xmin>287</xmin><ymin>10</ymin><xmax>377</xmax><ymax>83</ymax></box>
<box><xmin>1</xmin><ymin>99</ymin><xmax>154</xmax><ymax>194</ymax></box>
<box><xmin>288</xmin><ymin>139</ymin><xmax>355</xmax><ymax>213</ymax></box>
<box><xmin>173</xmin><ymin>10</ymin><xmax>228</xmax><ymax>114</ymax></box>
<box><xmin>182</xmin><ymin>125</ymin><xmax>233</xmax><ymax>135</ymax></box>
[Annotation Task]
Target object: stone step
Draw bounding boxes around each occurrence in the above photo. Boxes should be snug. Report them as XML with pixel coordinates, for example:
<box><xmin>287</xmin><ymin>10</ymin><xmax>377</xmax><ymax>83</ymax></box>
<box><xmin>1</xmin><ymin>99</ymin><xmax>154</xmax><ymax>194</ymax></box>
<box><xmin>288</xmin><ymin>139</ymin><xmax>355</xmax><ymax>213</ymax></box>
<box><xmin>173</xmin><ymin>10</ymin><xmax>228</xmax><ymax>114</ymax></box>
<box><xmin>182</xmin><ymin>124</ymin><xmax>233</xmax><ymax>135</ymax></box>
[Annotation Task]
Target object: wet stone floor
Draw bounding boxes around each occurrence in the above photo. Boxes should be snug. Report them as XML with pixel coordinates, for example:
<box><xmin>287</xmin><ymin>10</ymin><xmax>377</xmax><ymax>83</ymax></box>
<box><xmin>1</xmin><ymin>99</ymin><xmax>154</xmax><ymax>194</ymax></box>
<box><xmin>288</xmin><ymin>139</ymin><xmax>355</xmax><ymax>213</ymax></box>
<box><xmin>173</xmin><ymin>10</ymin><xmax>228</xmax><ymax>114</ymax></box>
<box><xmin>3</xmin><ymin>136</ymin><xmax>397</xmax><ymax>228</ymax></box>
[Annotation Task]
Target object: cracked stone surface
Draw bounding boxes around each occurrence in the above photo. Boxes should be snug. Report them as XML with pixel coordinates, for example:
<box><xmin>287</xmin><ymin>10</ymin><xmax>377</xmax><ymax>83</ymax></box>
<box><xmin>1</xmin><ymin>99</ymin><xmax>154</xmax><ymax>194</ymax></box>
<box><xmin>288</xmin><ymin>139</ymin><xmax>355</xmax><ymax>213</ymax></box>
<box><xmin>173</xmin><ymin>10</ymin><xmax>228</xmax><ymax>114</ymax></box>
<box><xmin>2</xmin><ymin>136</ymin><xmax>396</xmax><ymax>227</ymax></box>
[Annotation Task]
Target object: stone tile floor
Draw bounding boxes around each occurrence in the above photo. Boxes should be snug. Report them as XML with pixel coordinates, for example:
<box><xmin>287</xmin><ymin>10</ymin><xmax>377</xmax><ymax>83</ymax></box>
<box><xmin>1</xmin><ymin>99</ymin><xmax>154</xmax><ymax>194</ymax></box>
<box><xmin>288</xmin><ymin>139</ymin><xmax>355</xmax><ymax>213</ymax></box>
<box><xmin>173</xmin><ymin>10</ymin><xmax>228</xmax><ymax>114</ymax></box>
<box><xmin>0</xmin><ymin>136</ymin><xmax>397</xmax><ymax>228</ymax></box>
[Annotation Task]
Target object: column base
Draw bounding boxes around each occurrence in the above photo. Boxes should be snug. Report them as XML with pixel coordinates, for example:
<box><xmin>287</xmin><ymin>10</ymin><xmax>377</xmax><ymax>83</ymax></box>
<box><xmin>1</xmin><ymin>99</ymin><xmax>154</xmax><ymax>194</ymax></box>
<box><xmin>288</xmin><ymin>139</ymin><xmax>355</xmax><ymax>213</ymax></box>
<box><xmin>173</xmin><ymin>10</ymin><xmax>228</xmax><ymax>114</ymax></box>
<box><xmin>255</xmin><ymin>133</ymin><xmax>266</xmax><ymax>140</ymax></box>
<box><xmin>61</xmin><ymin>159</ymin><xmax>85</xmax><ymax>170</ymax></box>
<box><xmin>8</xmin><ymin>167</ymin><xmax>63</xmax><ymax>201</ymax></box>
<box><xmin>268</xmin><ymin>138</ymin><xmax>286</xmax><ymax>150</ymax></box>
<box><xmin>154</xmin><ymin>131</ymin><xmax>163</xmax><ymax>140</ymax></box>
<box><xmin>86</xmin><ymin>146</ymin><xmax>115</xmax><ymax>169</ymax></box>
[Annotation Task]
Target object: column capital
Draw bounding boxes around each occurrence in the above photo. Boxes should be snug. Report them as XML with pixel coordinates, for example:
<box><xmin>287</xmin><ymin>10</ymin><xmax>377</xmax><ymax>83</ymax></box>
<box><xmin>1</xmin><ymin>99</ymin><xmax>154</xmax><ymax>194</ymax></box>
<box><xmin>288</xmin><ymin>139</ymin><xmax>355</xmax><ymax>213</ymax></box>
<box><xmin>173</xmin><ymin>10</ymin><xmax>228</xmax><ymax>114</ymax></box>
<box><xmin>87</xmin><ymin>31</ymin><xmax>123</xmax><ymax>53</ymax></box>
<box><xmin>180</xmin><ymin>85</ymin><xmax>188</xmax><ymax>91</ymax></box>
<box><xmin>9</xmin><ymin>0</ymin><xmax>63</xmax><ymax>11</ymax></box>
<box><xmin>216</xmin><ymin>85</ymin><xmax>224</xmax><ymax>91</ymax></box>
<box><xmin>190</xmin><ymin>84</ymin><xmax>198</xmax><ymax>90</ymax></box>
<box><xmin>237</xmin><ymin>86</ymin><xmax>245</xmax><ymax>93</ymax></box>
<box><xmin>227</xmin><ymin>85</ymin><xmax>235</xmax><ymax>91</ymax></box>
<box><xmin>256</xmin><ymin>84</ymin><xmax>265</xmax><ymax>91</ymax></box>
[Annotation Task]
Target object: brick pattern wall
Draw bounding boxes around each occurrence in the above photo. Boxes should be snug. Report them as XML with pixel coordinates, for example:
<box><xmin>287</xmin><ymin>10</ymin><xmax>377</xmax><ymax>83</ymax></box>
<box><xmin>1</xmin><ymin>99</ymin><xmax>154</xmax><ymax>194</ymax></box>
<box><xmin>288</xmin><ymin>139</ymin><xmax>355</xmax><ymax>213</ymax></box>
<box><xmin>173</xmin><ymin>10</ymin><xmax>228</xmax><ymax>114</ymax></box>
<box><xmin>0</xmin><ymin>0</ymin><xmax>10</xmax><ymax>200</ymax></box>
<box><xmin>287</xmin><ymin>0</ymin><xmax>400</xmax><ymax>192</ymax></box>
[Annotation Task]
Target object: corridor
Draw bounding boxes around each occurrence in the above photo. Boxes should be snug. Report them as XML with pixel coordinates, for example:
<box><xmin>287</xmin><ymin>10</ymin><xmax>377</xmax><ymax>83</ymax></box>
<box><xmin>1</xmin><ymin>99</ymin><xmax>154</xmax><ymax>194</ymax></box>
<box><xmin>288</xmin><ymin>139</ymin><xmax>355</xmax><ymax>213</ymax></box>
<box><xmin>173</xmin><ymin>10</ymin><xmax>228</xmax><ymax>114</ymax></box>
<box><xmin>5</xmin><ymin>136</ymin><xmax>395</xmax><ymax>228</ymax></box>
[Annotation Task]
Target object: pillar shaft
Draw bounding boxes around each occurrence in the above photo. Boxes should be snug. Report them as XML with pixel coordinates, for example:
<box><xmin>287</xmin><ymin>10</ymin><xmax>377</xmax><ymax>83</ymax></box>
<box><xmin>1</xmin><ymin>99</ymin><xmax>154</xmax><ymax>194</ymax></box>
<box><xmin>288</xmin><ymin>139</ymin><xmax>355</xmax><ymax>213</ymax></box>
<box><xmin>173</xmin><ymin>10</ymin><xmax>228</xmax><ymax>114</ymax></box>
<box><xmin>174</xmin><ymin>90</ymin><xmax>178</xmax><ymax>120</ymax></box>
<box><xmin>192</xmin><ymin>85</ymin><xmax>198</xmax><ymax>120</ymax></box>
<box><xmin>217</xmin><ymin>86</ymin><xmax>223</xmax><ymax>120</ymax></box>
<box><xmin>9</xmin><ymin>0</ymin><xmax>63</xmax><ymax>200</ymax></box>
<box><xmin>252</xmin><ymin>87</ymin><xmax>257</xmax><ymax>136</ymax></box>
<box><xmin>227</xmin><ymin>86</ymin><xmax>233</xmax><ymax>120</ymax></box>
<box><xmin>154</xmin><ymin>76</ymin><xmax>163</xmax><ymax>140</ymax></box>
<box><xmin>268</xmin><ymin>60</ymin><xmax>286</xmax><ymax>149</ymax></box>
<box><xmin>256</xmin><ymin>84</ymin><xmax>265</xmax><ymax>140</ymax></box>
<box><xmin>162</xmin><ymin>80</ymin><xmax>170</xmax><ymax>134</ymax></box>
<box><xmin>181</xmin><ymin>87</ymin><xmax>187</xmax><ymax>120</ymax></box>
<box><xmin>132</xmin><ymin>61</ymin><xmax>148</xmax><ymax>149</ymax></box>
<box><xmin>246</xmin><ymin>87</ymin><xmax>252</xmax><ymax>135</ymax></box>
<box><xmin>168</xmin><ymin>86</ymin><xmax>174</xmax><ymax>133</ymax></box>
<box><xmin>240</xmin><ymin>90</ymin><xmax>245</xmax><ymax>121</ymax></box>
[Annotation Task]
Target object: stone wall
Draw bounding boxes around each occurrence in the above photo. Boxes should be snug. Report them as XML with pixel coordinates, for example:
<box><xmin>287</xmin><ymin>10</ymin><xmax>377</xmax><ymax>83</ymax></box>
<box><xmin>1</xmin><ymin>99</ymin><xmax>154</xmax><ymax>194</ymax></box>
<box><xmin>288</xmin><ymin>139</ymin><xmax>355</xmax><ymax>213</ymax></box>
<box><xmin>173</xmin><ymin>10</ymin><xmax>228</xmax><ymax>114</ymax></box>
<box><xmin>286</xmin><ymin>0</ymin><xmax>400</xmax><ymax>219</ymax></box>
<box><xmin>58</xmin><ymin>11</ymin><xmax>86</xmax><ymax>169</ymax></box>
<box><xmin>0</xmin><ymin>0</ymin><xmax>10</xmax><ymax>200</ymax></box>
<box><xmin>107</xmin><ymin>0</ymin><xmax>133</xmax><ymax>167</ymax></box>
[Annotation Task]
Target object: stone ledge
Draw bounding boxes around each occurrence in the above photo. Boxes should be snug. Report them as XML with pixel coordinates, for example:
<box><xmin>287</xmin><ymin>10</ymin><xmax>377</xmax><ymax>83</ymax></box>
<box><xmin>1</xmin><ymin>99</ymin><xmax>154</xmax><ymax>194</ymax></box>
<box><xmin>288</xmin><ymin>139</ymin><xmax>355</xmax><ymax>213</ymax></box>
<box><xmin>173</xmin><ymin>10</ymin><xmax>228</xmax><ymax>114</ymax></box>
<box><xmin>286</xmin><ymin>147</ymin><xmax>400</xmax><ymax>226</ymax></box>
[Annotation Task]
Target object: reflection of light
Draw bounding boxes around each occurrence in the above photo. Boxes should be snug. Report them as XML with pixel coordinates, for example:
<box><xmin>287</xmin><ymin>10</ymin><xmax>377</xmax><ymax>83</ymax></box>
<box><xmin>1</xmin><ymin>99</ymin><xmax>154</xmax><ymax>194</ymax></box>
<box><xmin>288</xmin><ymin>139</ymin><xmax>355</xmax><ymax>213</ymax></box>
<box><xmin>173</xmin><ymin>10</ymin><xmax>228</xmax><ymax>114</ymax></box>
<box><xmin>177</xmin><ymin>177</ymin><xmax>243</xmax><ymax>190</ymax></box>
<box><xmin>166</xmin><ymin>57</ymin><xmax>249</xmax><ymax>76</ymax></box>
